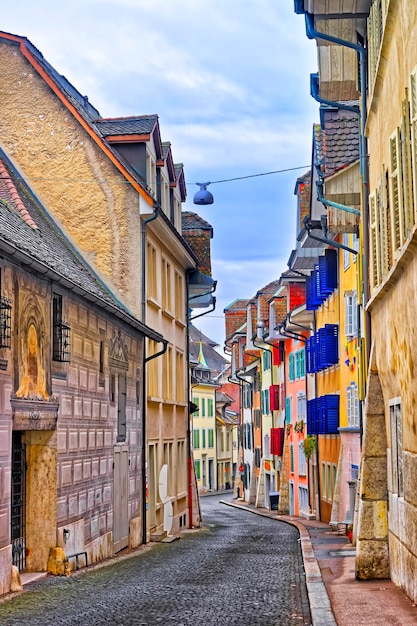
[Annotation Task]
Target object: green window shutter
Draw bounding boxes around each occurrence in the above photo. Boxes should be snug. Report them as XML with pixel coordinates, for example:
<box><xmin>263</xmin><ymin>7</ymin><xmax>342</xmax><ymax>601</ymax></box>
<box><xmin>193</xmin><ymin>429</ymin><xmax>200</xmax><ymax>449</ymax></box>
<box><xmin>202</xmin><ymin>429</ymin><xmax>206</xmax><ymax>448</ymax></box>
<box><xmin>193</xmin><ymin>397</ymin><xmax>200</xmax><ymax>416</ymax></box>
<box><xmin>290</xmin><ymin>443</ymin><xmax>294</xmax><ymax>473</ymax></box>
<box><xmin>285</xmin><ymin>397</ymin><xmax>291</xmax><ymax>423</ymax></box>
<box><xmin>300</xmin><ymin>349</ymin><xmax>305</xmax><ymax>377</ymax></box>
<box><xmin>195</xmin><ymin>460</ymin><xmax>201</xmax><ymax>480</ymax></box>
<box><xmin>208</xmin><ymin>429</ymin><xmax>214</xmax><ymax>448</ymax></box>
<box><xmin>201</xmin><ymin>398</ymin><xmax>206</xmax><ymax>417</ymax></box>
<box><xmin>207</xmin><ymin>398</ymin><xmax>213</xmax><ymax>416</ymax></box>
<box><xmin>289</xmin><ymin>353</ymin><xmax>295</xmax><ymax>381</ymax></box>
<box><xmin>295</xmin><ymin>352</ymin><xmax>300</xmax><ymax>379</ymax></box>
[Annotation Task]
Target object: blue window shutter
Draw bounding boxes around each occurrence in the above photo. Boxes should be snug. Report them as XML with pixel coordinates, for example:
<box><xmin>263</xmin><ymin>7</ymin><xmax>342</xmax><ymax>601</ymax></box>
<box><xmin>318</xmin><ymin>249</ymin><xmax>338</xmax><ymax>298</ymax></box>
<box><xmin>325</xmin><ymin>395</ymin><xmax>340</xmax><ymax>434</ymax></box>
<box><xmin>307</xmin><ymin>398</ymin><xmax>318</xmax><ymax>435</ymax></box>
<box><xmin>306</xmin><ymin>338</ymin><xmax>312</xmax><ymax>373</ymax></box>
<box><xmin>325</xmin><ymin>324</ymin><xmax>339</xmax><ymax>366</ymax></box>
<box><xmin>306</xmin><ymin>275</ymin><xmax>314</xmax><ymax>310</ymax></box>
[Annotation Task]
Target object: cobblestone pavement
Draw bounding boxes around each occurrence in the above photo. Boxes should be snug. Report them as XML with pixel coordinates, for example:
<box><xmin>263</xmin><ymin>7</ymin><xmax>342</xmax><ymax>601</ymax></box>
<box><xmin>0</xmin><ymin>494</ymin><xmax>311</xmax><ymax>626</ymax></box>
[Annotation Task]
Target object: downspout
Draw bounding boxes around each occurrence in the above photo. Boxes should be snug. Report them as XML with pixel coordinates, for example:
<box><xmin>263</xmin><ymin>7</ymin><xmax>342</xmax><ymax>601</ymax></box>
<box><xmin>186</xmin><ymin>273</ymin><xmax>217</xmax><ymax>528</ymax></box>
<box><xmin>141</xmin><ymin>201</ymin><xmax>162</xmax><ymax>545</ymax></box>
<box><xmin>304</xmin><ymin>217</ymin><xmax>358</xmax><ymax>255</ymax></box>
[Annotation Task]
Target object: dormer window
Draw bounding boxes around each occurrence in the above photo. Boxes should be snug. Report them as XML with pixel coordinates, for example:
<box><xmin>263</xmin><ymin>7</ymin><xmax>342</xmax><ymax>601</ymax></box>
<box><xmin>52</xmin><ymin>293</ymin><xmax>70</xmax><ymax>362</ymax></box>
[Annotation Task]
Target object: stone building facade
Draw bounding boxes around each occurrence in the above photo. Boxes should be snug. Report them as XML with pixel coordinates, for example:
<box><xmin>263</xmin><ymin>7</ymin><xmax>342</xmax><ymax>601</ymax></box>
<box><xmin>0</xmin><ymin>149</ymin><xmax>162</xmax><ymax>594</ymax></box>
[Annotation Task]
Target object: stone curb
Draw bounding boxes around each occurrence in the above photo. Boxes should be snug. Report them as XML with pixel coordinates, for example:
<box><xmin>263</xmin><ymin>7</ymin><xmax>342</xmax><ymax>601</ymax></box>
<box><xmin>220</xmin><ymin>499</ymin><xmax>337</xmax><ymax>626</ymax></box>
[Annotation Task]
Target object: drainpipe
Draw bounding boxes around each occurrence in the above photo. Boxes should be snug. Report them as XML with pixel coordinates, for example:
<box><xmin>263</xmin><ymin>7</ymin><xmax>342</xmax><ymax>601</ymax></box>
<box><xmin>316</xmin><ymin>180</ymin><xmax>361</xmax><ymax>217</ymax></box>
<box><xmin>310</xmin><ymin>72</ymin><xmax>360</xmax><ymax>116</ymax></box>
<box><xmin>304</xmin><ymin>217</ymin><xmax>358</xmax><ymax>255</ymax></box>
<box><xmin>186</xmin><ymin>274</ymin><xmax>217</xmax><ymax>528</ymax></box>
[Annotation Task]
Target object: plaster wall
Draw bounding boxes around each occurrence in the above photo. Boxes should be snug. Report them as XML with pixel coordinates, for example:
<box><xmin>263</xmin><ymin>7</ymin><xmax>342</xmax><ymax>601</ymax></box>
<box><xmin>0</xmin><ymin>41</ymin><xmax>142</xmax><ymax>316</ymax></box>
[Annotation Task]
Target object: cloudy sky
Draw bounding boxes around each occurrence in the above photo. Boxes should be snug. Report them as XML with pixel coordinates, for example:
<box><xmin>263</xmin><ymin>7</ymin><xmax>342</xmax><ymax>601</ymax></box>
<box><xmin>3</xmin><ymin>1</ymin><xmax>319</xmax><ymax>350</ymax></box>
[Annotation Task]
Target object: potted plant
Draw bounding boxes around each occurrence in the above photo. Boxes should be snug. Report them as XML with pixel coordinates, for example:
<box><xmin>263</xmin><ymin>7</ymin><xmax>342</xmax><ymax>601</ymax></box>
<box><xmin>302</xmin><ymin>435</ymin><xmax>316</xmax><ymax>460</ymax></box>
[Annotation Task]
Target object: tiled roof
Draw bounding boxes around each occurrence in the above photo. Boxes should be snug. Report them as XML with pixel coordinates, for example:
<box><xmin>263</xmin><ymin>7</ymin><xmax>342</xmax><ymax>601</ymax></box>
<box><xmin>321</xmin><ymin>109</ymin><xmax>360</xmax><ymax>177</ymax></box>
<box><xmin>182</xmin><ymin>211</ymin><xmax>213</xmax><ymax>232</ymax></box>
<box><xmin>0</xmin><ymin>150</ymin><xmax>160</xmax><ymax>337</ymax></box>
<box><xmin>189</xmin><ymin>324</ymin><xmax>218</xmax><ymax>347</ymax></box>
<box><xmin>95</xmin><ymin>115</ymin><xmax>158</xmax><ymax>137</ymax></box>
<box><xmin>189</xmin><ymin>325</ymin><xmax>228</xmax><ymax>375</ymax></box>
<box><xmin>0</xmin><ymin>163</ymin><xmax>39</xmax><ymax>230</ymax></box>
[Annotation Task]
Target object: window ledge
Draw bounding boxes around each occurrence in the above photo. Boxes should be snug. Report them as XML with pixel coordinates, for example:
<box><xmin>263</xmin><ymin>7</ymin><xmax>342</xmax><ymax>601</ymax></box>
<box><xmin>162</xmin><ymin>308</ymin><xmax>175</xmax><ymax>321</ymax></box>
<box><xmin>147</xmin><ymin>297</ymin><xmax>161</xmax><ymax>311</ymax></box>
<box><xmin>147</xmin><ymin>395</ymin><xmax>162</xmax><ymax>404</ymax></box>
<box><xmin>175</xmin><ymin>318</ymin><xmax>186</xmax><ymax>329</ymax></box>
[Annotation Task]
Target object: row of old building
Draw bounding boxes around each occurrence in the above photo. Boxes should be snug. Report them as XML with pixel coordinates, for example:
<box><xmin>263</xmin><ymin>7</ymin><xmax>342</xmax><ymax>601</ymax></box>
<box><xmin>223</xmin><ymin>0</ymin><xmax>417</xmax><ymax>605</ymax></box>
<box><xmin>0</xmin><ymin>30</ymin><xmax>221</xmax><ymax>593</ymax></box>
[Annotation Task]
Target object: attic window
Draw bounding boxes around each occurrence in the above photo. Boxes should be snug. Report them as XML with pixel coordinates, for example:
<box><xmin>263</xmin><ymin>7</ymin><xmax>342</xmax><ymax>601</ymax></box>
<box><xmin>0</xmin><ymin>296</ymin><xmax>12</xmax><ymax>349</ymax></box>
<box><xmin>52</xmin><ymin>293</ymin><xmax>71</xmax><ymax>362</ymax></box>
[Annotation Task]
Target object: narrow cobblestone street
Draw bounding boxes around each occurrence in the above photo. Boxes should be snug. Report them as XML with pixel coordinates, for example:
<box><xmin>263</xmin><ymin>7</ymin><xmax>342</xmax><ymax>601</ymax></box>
<box><xmin>0</xmin><ymin>495</ymin><xmax>311</xmax><ymax>626</ymax></box>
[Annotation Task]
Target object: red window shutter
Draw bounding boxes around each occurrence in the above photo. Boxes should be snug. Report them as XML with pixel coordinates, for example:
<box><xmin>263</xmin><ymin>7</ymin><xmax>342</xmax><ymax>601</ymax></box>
<box><xmin>269</xmin><ymin>385</ymin><xmax>280</xmax><ymax>411</ymax></box>
<box><xmin>270</xmin><ymin>427</ymin><xmax>285</xmax><ymax>455</ymax></box>
<box><xmin>272</xmin><ymin>346</ymin><xmax>280</xmax><ymax>366</ymax></box>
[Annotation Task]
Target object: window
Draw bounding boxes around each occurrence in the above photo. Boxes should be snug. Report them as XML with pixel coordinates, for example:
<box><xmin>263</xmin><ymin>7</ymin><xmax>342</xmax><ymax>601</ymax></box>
<box><xmin>147</xmin><ymin>339</ymin><xmax>159</xmax><ymax>397</ymax></box>
<box><xmin>193</xmin><ymin>430</ymin><xmax>200</xmax><ymax>449</ymax></box>
<box><xmin>262</xmin><ymin>389</ymin><xmax>270</xmax><ymax>415</ymax></box>
<box><xmin>343</xmin><ymin>233</ymin><xmax>350</xmax><ymax>269</ymax></box>
<box><xmin>299</xmin><ymin>349</ymin><xmax>305</xmax><ymax>377</ymax></box>
<box><xmin>208</xmin><ymin>429</ymin><xmax>214</xmax><ymax>448</ymax></box>
<box><xmin>52</xmin><ymin>293</ymin><xmax>70</xmax><ymax>362</ymax></box>
<box><xmin>345</xmin><ymin>291</ymin><xmax>358</xmax><ymax>337</ymax></box>
<box><xmin>147</xmin><ymin>243</ymin><xmax>157</xmax><ymax>300</ymax></box>
<box><xmin>285</xmin><ymin>396</ymin><xmax>292</xmax><ymax>423</ymax></box>
<box><xmin>192</xmin><ymin>397</ymin><xmax>200</xmax><ymax>416</ymax></box>
<box><xmin>194</xmin><ymin>459</ymin><xmax>201</xmax><ymax>480</ymax></box>
<box><xmin>117</xmin><ymin>374</ymin><xmax>127</xmax><ymax>442</ymax></box>
<box><xmin>299</xmin><ymin>485</ymin><xmax>309</xmax><ymax>517</ymax></box>
<box><xmin>161</xmin><ymin>257</ymin><xmax>172</xmax><ymax>311</ymax></box>
<box><xmin>175</xmin><ymin>351</ymin><xmax>185</xmax><ymax>402</ymax></box>
<box><xmin>110</xmin><ymin>373</ymin><xmax>116</xmax><ymax>404</ymax></box>
<box><xmin>298</xmin><ymin>442</ymin><xmax>307</xmax><ymax>476</ymax></box>
<box><xmin>202</xmin><ymin>429</ymin><xmax>206</xmax><ymax>448</ymax></box>
<box><xmin>263</xmin><ymin>350</ymin><xmax>271</xmax><ymax>371</ymax></box>
<box><xmin>289</xmin><ymin>353</ymin><xmax>295</xmax><ymax>380</ymax></box>
<box><xmin>178</xmin><ymin>441</ymin><xmax>186</xmax><ymax>492</ymax></box>
<box><xmin>207</xmin><ymin>398</ymin><xmax>214</xmax><ymax>417</ymax></box>
<box><xmin>163</xmin><ymin>346</ymin><xmax>172</xmax><ymax>400</ymax></box>
<box><xmin>201</xmin><ymin>398</ymin><xmax>206</xmax><ymax>417</ymax></box>
<box><xmin>243</xmin><ymin>384</ymin><xmax>253</xmax><ymax>408</ymax></box>
<box><xmin>0</xmin><ymin>284</ymin><xmax>12</xmax><ymax>349</ymax></box>
<box><xmin>290</xmin><ymin>443</ymin><xmax>294</xmax><ymax>474</ymax></box>
<box><xmin>390</xmin><ymin>399</ymin><xmax>403</xmax><ymax>496</ymax></box>
<box><xmin>347</xmin><ymin>383</ymin><xmax>360</xmax><ymax>428</ymax></box>
<box><xmin>175</xmin><ymin>271</ymin><xmax>184</xmax><ymax>320</ymax></box>
<box><xmin>297</xmin><ymin>392</ymin><xmax>306</xmax><ymax>422</ymax></box>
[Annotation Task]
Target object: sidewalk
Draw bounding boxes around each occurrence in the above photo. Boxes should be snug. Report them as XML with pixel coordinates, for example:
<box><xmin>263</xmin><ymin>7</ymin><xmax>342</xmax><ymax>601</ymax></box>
<box><xmin>221</xmin><ymin>497</ymin><xmax>417</xmax><ymax>626</ymax></box>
